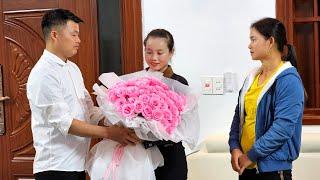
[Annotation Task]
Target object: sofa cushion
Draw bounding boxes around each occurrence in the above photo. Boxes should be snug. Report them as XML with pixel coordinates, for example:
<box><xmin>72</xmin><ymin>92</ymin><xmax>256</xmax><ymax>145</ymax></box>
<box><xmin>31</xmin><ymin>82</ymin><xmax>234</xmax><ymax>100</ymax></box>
<box><xmin>204</xmin><ymin>133</ymin><xmax>229</xmax><ymax>153</ymax></box>
<box><xmin>187</xmin><ymin>152</ymin><xmax>238</xmax><ymax>180</ymax></box>
<box><xmin>300</xmin><ymin>133</ymin><xmax>320</xmax><ymax>152</ymax></box>
<box><xmin>203</xmin><ymin>132</ymin><xmax>320</xmax><ymax>153</ymax></box>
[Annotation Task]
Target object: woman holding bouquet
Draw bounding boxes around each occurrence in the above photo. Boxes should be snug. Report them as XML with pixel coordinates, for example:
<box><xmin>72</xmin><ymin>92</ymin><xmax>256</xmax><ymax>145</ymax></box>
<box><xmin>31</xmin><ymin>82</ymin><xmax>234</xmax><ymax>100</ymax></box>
<box><xmin>86</xmin><ymin>28</ymin><xmax>199</xmax><ymax>180</ymax></box>
<box><xmin>228</xmin><ymin>18</ymin><xmax>304</xmax><ymax>180</ymax></box>
<box><xmin>143</xmin><ymin>29</ymin><xmax>189</xmax><ymax>180</ymax></box>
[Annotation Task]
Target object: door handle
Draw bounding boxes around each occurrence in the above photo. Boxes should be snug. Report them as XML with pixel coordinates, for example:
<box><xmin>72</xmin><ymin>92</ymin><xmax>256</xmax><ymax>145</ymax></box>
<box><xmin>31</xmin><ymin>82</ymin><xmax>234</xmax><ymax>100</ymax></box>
<box><xmin>0</xmin><ymin>96</ymin><xmax>10</xmax><ymax>102</ymax></box>
<box><xmin>0</xmin><ymin>96</ymin><xmax>7</xmax><ymax>135</ymax></box>
<box><xmin>0</xmin><ymin>65</ymin><xmax>7</xmax><ymax>135</ymax></box>
<box><xmin>0</xmin><ymin>96</ymin><xmax>6</xmax><ymax>135</ymax></box>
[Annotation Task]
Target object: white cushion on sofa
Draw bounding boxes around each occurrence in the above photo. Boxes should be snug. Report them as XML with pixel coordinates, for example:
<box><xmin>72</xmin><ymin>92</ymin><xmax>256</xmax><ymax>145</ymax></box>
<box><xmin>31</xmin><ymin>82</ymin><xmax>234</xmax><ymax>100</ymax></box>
<box><xmin>203</xmin><ymin>132</ymin><xmax>320</xmax><ymax>153</ymax></box>
<box><xmin>187</xmin><ymin>132</ymin><xmax>320</xmax><ymax>180</ymax></box>
<box><xmin>300</xmin><ymin>133</ymin><xmax>320</xmax><ymax>152</ymax></box>
<box><xmin>203</xmin><ymin>133</ymin><xmax>229</xmax><ymax>153</ymax></box>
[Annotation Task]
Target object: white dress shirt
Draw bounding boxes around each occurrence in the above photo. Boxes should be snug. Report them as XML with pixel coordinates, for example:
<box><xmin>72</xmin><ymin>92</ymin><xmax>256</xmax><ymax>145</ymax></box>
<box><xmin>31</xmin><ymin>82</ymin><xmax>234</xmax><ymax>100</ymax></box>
<box><xmin>27</xmin><ymin>50</ymin><xmax>103</xmax><ymax>174</ymax></box>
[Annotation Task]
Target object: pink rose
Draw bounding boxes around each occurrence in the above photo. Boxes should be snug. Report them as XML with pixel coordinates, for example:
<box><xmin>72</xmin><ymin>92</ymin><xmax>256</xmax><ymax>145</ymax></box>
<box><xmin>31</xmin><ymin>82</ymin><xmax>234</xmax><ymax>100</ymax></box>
<box><xmin>139</xmin><ymin>94</ymin><xmax>150</xmax><ymax>104</ymax></box>
<box><xmin>115</xmin><ymin>97</ymin><xmax>127</xmax><ymax>111</ymax></box>
<box><xmin>166</xmin><ymin>97</ymin><xmax>175</xmax><ymax>106</ymax></box>
<box><xmin>149</xmin><ymin>96</ymin><xmax>161</xmax><ymax>108</ymax></box>
<box><xmin>138</xmin><ymin>89</ymin><xmax>146</xmax><ymax>95</ymax></box>
<box><xmin>146</xmin><ymin>86</ymin><xmax>156</xmax><ymax>93</ymax></box>
<box><xmin>169</xmin><ymin>105</ymin><xmax>179</xmax><ymax>117</ymax></box>
<box><xmin>127</xmin><ymin>97</ymin><xmax>138</xmax><ymax>104</ymax></box>
<box><xmin>165</xmin><ymin>116</ymin><xmax>181</xmax><ymax>134</ymax></box>
<box><xmin>126</xmin><ymin>86</ymin><xmax>138</xmax><ymax>96</ymax></box>
<box><xmin>157</xmin><ymin>91</ymin><xmax>167</xmax><ymax>99</ymax></box>
<box><xmin>147</xmin><ymin>78</ymin><xmax>156</xmax><ymax>86</ymax></box>
<box><xmin>162</xmin><ymin>109</ymin><xmax>172</xmax><ymax>121</ymax></box>
<box><xmin>155</xmin><ymin>85</ymin><xmax>165</xmax><ymax>92</ymax></box>
<box><xmin>159</xmin><ymin>100</ymin><xmax>169</xmax><ymax>110</ymax></box>
<box><xmin>115</xmin><ymin>87</ymin><xmax>126</xmax><ymax>98</ymax></box>
<box><xmin>150</xmin><ymin>93</ymin><xmax>160</xmax><ymax>99</ymax></box>
<box><xmin>107</xmin><ymin>90</ymin><xmax>118</xmax><ymax>102</ymax></box>
<box><xmin>142</xmin><ymin>105</ymin><xmax>152</xmax><ymax>120</ymax></box>
<box><xmin>121</xmin><ymin>103</ymin><xmax>135</xmax><ymax>118</ymax></box>
<box><xmin>134</xmin><ymin>100</ymin><xmax>144</xmax><ymax>113</ymax></box>
<box><xmin>152</xmin><ymin>109</ymin><xmax>164</xmax><ymax>121</ymax></box>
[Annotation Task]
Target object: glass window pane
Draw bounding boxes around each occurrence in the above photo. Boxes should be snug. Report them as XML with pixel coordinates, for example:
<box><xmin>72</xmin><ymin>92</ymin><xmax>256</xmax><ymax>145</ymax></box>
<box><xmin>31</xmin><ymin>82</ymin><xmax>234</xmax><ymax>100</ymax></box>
<box><xmin>294</xmin><ymin>0</ymin><xmax>314</xmax><ymax>17</ymax></box>
<box><xmin>293</xmin><ymin>22</ymin><xmax>315</xmax><ymax>107</ymax></box>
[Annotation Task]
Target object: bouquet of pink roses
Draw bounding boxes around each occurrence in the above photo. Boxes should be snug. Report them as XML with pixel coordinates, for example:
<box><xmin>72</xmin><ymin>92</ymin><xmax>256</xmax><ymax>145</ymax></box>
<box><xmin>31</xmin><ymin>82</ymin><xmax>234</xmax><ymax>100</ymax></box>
<box><xmin>86</xmin><ymin>71</ymin><xmax>199</xmax><ymax>180</ymax></box>
<box><xmin>107</xmin><ymin>76</ymin><xmax>186</xmax><ymax>134</ymax></box>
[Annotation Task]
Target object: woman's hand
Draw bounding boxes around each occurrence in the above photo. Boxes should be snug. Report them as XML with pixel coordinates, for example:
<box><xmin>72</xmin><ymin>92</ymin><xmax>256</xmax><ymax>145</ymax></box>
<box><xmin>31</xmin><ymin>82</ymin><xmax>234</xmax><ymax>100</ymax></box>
<box><xmin>238</xmin><ymin>154</ymin><xmax>253</xmax><ymax>175</ymax></box>
<box><xmin>231</xmin><ymin>149</ymin><xmax>243</xmax><ymax>173</ymax></box>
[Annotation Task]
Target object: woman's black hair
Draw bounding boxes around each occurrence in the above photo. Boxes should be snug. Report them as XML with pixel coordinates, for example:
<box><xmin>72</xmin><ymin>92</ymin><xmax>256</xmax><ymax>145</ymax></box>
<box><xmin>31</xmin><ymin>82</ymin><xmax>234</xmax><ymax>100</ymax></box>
<box><xmin>251</xmin><ymin>18</ymin><xmax>297</xmax><ymax>68</ymax></box>
<box><xmin>252</xmin><ymin>18</ymin><xmax>309</xmax><ymax>101</ymax></box>
<box><xmin>143</xmin><ymin>29</ymin><xmax>174</xmax><ymax>52</ymax></box>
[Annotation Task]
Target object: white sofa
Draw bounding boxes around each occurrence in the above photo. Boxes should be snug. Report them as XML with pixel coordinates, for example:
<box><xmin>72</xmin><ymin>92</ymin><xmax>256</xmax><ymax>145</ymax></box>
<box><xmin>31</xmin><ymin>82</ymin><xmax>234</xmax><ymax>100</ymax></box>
<box><xmin>187</xmin><ymin>132</ymin><xmax>320</xmax><ymax>180</ymax></box>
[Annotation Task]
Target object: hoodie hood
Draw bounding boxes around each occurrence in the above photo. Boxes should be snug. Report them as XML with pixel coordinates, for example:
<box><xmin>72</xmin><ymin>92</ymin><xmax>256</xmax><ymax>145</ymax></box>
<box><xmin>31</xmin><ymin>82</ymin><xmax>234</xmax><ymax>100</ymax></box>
<box><xmin>239</xmin><ymin>61</ymin><xmax>300</xmax><ymax>124</ymax></box>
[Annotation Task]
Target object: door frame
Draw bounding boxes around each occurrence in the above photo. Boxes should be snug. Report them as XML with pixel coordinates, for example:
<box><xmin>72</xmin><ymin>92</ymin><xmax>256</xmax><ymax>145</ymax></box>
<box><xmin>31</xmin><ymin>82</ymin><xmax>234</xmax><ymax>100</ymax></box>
<box><xmin>120</xmin><ymin>0</ymin><xmax>143</xmax><ymax>74</ymax></box>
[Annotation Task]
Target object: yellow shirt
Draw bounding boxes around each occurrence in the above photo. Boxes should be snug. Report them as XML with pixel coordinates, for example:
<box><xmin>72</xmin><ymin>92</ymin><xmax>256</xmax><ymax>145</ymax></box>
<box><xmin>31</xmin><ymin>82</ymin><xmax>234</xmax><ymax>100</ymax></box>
<box><xmin>241</xmin><ymin>62</ymin><xmax>283</xmax><ymax>168</ymax></box>
<box><xmin>240</xmin><ymin>74</ymin><xmax>266</xmax><ymax>168</ymax></box>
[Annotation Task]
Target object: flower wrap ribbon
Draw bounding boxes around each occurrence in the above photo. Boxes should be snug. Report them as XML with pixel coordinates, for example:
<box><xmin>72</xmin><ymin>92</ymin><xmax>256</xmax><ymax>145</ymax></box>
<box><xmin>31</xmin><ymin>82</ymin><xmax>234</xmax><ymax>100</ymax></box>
<box><xmin>103</xmin><ymin>144</ymin><xmax>125</xmax><ymax>180</ymax></box>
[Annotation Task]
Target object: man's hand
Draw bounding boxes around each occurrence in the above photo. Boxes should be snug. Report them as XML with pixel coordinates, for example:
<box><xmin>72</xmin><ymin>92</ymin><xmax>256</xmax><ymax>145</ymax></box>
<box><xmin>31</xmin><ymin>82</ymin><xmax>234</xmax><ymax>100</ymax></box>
<box><xmin>238</xmin><ymin>154</ymin><xmax>253</xmax><ymax>175</ymax></box>
<box><xmin>231</xmin><ymin>149</ymin><xmax>243</xmax><ymax>173</ymax></box>
<box><xmin>68</xmin><ymin>119</ymin><xmax>141</xmax><ymax>145</ymax></box>
<box><xmin>107</xmin><ymin>126</ymin><xmax>140</xmax><ymax>145</ymax></box>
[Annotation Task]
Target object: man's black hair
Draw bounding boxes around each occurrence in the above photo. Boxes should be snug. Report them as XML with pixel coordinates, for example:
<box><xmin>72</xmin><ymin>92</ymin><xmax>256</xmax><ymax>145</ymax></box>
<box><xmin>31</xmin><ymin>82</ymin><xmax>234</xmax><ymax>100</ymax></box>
<box><xmin>41</xmin><ymin>8</ymin><xmax>83</xmax><ymax>40</ymax></box>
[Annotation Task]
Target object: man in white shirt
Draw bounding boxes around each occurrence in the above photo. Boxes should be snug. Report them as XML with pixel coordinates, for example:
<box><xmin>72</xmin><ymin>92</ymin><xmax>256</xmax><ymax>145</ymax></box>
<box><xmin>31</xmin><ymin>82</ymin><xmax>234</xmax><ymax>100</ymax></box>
<box><xmin>27</xmin><ymin>9</ymin><xmax>140</xmax><ymax>180</ymax></box>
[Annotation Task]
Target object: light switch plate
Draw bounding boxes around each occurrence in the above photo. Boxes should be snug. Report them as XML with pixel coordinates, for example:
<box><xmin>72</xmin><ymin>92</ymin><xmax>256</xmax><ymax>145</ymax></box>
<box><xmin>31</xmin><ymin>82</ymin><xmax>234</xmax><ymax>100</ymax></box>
<box><xmin>212</xmin><ymin>75</ymin><xmax>224</xmax><ymax>94</ymax></box>
<box><xmin>200</xmin><ymin>76</ymin><xmax>213</xmax><ymax>94</ymax></box>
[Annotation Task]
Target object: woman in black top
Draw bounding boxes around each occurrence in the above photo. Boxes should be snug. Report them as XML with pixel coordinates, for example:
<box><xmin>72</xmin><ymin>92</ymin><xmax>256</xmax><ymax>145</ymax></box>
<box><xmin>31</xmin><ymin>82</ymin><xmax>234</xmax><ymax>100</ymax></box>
<box><xmin>143</xmin><ymin>29</ymin><xmax>188</xmax><ymax>180</ymax></box>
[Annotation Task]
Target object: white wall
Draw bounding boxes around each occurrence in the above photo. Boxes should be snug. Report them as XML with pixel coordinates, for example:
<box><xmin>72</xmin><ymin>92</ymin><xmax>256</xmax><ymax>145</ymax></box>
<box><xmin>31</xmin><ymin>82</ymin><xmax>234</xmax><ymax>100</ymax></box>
<box><xmin>142</xmin><ymin>0</ymin><xmax>320</xmax><ymax>147</ymax></box>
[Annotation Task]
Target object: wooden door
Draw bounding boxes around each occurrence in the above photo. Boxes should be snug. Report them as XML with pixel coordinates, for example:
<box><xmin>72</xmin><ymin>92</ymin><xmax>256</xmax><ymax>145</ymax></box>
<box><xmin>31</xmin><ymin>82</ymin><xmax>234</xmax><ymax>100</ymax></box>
<box><xmin>0</xmin><ymin>0</ymin><xmax>99</xmax><ymax>179</ymax></box>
